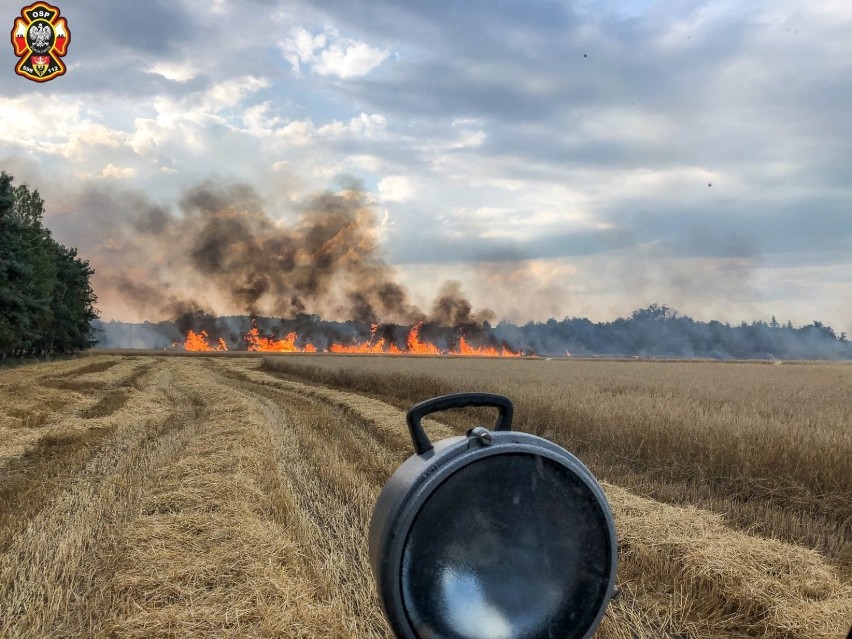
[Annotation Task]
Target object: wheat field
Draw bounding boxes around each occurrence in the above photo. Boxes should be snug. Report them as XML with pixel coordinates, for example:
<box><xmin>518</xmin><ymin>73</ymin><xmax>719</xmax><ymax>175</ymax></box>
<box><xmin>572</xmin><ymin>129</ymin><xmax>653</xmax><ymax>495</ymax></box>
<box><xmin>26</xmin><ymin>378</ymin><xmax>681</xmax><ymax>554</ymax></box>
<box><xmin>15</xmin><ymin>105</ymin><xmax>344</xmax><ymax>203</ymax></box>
<box><xmin>0</xmin><ymin>353</ymin><xmax>850</xmax><ymax>638</ymax></box>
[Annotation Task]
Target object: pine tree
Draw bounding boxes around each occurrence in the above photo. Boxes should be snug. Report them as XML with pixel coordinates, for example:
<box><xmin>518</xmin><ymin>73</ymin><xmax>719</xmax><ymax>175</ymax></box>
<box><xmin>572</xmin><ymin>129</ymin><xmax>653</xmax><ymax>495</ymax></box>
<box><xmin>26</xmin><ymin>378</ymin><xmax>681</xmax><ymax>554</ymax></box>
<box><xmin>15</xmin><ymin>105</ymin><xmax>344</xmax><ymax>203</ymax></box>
<box><xmin>0</xmin><ymin>171</ymin><xmax>98</xmax><ymax>357</ymax></box>
<box><xmin>0</xmin><ymin>172</ymin><xmax>34</xmax><ymax>354</ymax></box>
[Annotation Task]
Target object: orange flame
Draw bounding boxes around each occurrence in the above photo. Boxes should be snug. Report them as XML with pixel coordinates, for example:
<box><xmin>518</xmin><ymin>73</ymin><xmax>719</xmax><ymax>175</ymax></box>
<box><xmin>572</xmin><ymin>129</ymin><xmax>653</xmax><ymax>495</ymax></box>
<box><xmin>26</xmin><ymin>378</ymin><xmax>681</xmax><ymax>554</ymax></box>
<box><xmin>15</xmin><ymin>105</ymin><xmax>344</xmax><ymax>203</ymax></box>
<box><xmin>406</xmin><ymin>322</ymin><xmax>441</xmax><ymax>355</ymax></box>
<box><xmin>244</xmin><ymin>323</ymin><xmax>316</xmax><ymax>352</ymax></box>
<box><xmin>184</xmin><ymin>329</ymin><xmax>228</xmax><ymax>351</ymax></box>
<box><xmin>329</xmin><ymin>324</ymin><xmax>403</xmax><ymax>354</ymax></box>
<box><xmin>450</xmin><ymin>336</ymin><xmax>521</xmax><ymax>357</ymax></box>
<box><xmin>182</xmin><ymin>322</ymin><xmax>523</xmax><ymax>356</ymax></box>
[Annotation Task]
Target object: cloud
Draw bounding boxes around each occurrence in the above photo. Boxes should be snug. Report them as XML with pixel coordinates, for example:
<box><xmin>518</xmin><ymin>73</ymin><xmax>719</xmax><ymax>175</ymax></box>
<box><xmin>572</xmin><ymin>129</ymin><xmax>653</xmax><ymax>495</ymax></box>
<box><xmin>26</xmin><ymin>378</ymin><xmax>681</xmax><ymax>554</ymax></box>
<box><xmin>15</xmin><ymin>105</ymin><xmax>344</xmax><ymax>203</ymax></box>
<box><xmin>147</xmin><ymin>61</ymin><xmax>199</xmax><ymax>83</ymax></box>
<box><xmin>377</xmin><ymin>175</ymin><xmax>412</xmax><ymax>202</ymax></box>
<box><xmin>316</xmin><ymin>113</ymin><xmax>386</xmax><ymax>138</ymax></box>
<box><xmin>73</xmin><ymin>0</ymin><xmax>192</xmax><ymax>55</ymax></box>
<box><xmin>281</xmin><ymin>27</ymin><xmax>328</xmax><ymax>76</ymax></box>
<box><xmin>0</xmin><ymin>96</ymin><xmax>128</xmax><ymax>161</ymax></box>
<box><xmin>100</xmin><ymin>164</ymin><xmax>137</xmax><ymax>179</ymax></box>
<box><xmin>314</xmin><ymin>38</ymin><xmax>390</xmax><ymax>78</ymax></box>
<box><xmin>127</xmin><ymin>76</ymin><xmax>269</xmax><ymax>163</ymax></box>
<box><xmin>239</xmin><ymin>106</ymin><xmax>386</xmax><ymax>146</ymax></box>
<box><xmin>205</xmin><ymin>76</ymin><xmax>270</xmax><ymax>110</ymax></box>
<box><xmin>281</xmin><ymin>26</ymin><xmax>390</xmax><ymax>79</ymax></box>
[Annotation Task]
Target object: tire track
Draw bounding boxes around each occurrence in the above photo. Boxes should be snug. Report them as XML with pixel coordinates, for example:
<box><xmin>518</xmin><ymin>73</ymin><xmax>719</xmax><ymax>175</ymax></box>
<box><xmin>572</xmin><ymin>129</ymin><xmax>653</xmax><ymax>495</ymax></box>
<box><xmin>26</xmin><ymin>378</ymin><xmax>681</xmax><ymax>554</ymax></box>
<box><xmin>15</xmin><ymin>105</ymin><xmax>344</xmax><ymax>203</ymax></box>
<box><xmin>99</xmin><ymin>359</ymin><xmax>332</xmax><ymax>639</ymax></box>
<box><xmin>0</xmin><ymin>358</ymin><xmax>201</xmax><ymax>638</ymax></box>
<box><xmin>233</xmin><ymin>359</ymin><xmax>852</xmax><ymax>639</ymax></box>
<box><xmin>210</xmin><ymin>360</ymin><xmax>394</xmax><ymax>637</ymax></box>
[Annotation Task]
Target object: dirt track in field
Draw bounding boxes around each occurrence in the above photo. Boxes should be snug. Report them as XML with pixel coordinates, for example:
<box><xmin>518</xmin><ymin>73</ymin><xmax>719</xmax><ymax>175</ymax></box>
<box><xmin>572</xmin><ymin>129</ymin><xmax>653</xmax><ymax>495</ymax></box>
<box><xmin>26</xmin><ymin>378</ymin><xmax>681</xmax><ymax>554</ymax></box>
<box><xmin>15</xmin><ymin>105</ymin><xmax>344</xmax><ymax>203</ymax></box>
<box><xmin>0</xmin><ymin>355</ymin><xmax>850</xmax><ymax>639</ymax></box>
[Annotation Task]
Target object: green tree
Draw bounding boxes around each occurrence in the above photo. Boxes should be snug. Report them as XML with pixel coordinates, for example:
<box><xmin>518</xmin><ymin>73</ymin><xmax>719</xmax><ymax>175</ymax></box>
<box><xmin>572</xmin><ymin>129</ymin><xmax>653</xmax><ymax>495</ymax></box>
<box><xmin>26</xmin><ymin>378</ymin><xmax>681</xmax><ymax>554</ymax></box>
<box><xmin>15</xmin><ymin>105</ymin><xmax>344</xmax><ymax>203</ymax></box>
<box><xmin>50</xmin><ymin>244</ymin><xmax>98</xmax><ymax>351</ymax></box>
<box><xmin>11</xmin><ymin>183</ymin><xmax>46</xmax><ymax>227</ymax></box>
<box><xmin>0</xmin><ymin>172</ymin><xmax>12</xmax><ymax>214</ymax></box>
<box><xmin>0</xmin><ymin>171</ymin><xmax>35</xmax><ymax>354</ymax></box>
<box><xmin>15</xmin><ymin>183</ymin><xmax>57</xmax><ymax>351</ymax></box>
<box><xmin>0</xmin><ymin>171</ymin><xmax>98</xmax><ymax>357</ymax></box>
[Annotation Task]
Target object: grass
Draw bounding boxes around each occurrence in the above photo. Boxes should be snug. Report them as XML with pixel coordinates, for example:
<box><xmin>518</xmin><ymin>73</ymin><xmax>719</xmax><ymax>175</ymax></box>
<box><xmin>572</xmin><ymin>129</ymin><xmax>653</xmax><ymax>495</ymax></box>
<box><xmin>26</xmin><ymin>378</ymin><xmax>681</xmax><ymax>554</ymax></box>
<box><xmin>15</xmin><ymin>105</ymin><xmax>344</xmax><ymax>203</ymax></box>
<box><xmin>0</xmin><ymin>356</ymin><xmax>200</xmax><ymax>637</ymax></box>
<box><xmin>237</xmin><ymin>359</ymin><xmax>852</xmax><ymax>639</ymax></box>
<box><xmin>0</xmin><ymin>357</ymin><xmax>155</xmax><ymax>556</ymax></box>
<box><xmin>0</xmin><ymin>427</ymin><xmax>110</xmax><ymax>555</ymax></box>
<box><xmin>259</xmin><ymin>355</ymin><xmax>852</xmax><ymax>576</ymax></box>
<box><xmin>0</xmin><ymin>353</ymin><xmax>849</xmax><ymax>638</ymax></box>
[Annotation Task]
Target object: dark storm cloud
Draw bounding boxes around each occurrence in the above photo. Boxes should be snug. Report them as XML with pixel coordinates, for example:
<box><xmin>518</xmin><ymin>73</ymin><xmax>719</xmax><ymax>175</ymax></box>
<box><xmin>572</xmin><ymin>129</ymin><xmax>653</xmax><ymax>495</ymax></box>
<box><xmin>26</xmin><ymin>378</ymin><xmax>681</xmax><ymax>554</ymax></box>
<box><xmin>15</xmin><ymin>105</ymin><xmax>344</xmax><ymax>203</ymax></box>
<box><xmin>292</xmin><ymin>5</ymin><xmax>850</xmax><ymax>175</ymax></box>
<box><xmin>293</xmin><ymin>0</ymin><xmax>753</xmax><ymax>123</ymax></box>
<box><xmin>61</xmin><ymin>67</ymin><xmax>212</xmax><ymax>100</ymax></box>
<box><xmin>384</xmin><ymin>219</ymin><xmax>613</xmax><ymax>265</ymax></box>
<box><xmin>595</xmin><ymin>197</ymin><xmax>852</xmax><ymax>260</ymax></box>
<box><xmin>298</xmin><ymin>0</ymin><xmax>576</xmax><ymax>46</ymax></box>
<box><xmin>384</xmin><ymin>190</ymin><xmax>852</xmax><ymax>268</ymax></box>
<box><xmin>300</xmin><ymin>2</ymin><xmax>588</xmax><ymax>121</ymax></box>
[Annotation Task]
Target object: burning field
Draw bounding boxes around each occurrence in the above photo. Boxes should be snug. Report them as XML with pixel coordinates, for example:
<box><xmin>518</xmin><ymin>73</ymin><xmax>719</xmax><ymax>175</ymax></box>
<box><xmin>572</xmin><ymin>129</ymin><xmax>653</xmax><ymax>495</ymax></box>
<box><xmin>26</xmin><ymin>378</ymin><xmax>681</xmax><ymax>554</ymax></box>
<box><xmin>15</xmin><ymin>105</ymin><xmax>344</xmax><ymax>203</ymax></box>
<box><xmin>98</xmin><ymin>180</ymin><xmax>511</xmax><ymax>341</ymax></box>
<box><xmin>92</xmin><ymin>179</ymin><xmax>533</xmax><ymax>360</ymax></box>
<box><xmin>0</xmin><ymin>354</ymin><xmax>850</xmax><ymax>638</ymax></box>
<box><xmin>182</xmin><ymin>321</ymin><xmax>521</xmax><ymax>356</ymax></box>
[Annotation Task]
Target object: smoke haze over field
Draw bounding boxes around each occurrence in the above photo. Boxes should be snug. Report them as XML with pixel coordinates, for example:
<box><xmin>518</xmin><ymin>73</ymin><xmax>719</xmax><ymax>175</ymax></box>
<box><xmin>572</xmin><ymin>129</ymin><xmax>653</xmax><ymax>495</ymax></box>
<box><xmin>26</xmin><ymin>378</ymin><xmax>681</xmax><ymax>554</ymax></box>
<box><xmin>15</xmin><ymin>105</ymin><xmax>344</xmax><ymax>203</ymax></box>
<box><xmin>77</xmin><ymin>178</ymin><xmax>491</xmax><ymax>327</ymax></box>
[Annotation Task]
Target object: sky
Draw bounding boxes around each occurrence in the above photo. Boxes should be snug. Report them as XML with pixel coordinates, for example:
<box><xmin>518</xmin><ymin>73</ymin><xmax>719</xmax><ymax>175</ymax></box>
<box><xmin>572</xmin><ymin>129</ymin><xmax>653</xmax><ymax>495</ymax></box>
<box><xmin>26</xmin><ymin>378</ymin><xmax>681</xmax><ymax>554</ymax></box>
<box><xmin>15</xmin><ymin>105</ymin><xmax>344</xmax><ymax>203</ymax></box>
<box><xmin>1</xmin><ymin>0</ymin><xmax>851</xmax><ymax>334</ymax></box>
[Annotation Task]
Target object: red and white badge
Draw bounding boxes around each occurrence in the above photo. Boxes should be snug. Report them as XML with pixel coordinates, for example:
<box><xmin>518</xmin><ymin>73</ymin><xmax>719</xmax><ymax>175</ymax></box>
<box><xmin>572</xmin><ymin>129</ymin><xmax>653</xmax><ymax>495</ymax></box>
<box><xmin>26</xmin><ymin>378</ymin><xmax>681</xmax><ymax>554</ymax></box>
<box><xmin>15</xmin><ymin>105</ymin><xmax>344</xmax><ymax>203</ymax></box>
<box><xmin>11</xmin><ymin>2</ymin><xmax>70</xmax><ymax>82</ymax></box>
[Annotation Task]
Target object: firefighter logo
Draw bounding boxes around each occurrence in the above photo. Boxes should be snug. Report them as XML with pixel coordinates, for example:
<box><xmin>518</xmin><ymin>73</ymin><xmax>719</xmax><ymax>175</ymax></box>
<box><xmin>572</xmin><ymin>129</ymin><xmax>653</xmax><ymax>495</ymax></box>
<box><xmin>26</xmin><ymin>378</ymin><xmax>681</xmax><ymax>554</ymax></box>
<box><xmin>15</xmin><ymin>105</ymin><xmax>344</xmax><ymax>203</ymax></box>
<box><xmin>11</xmin><ymin>2</ymin><xmax>70</xmax><ymax>82</ymax></box>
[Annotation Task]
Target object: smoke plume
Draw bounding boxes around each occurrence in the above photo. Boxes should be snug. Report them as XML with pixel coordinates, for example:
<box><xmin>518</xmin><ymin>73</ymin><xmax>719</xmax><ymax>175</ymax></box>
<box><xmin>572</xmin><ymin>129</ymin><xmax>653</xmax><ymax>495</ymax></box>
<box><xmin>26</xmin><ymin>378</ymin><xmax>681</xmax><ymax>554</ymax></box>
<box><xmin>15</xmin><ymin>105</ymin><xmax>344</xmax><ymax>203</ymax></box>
<box><xmin>101</xmin><ymin>178</ymin><xmax>490</xmax><ymax>328</ymax></box>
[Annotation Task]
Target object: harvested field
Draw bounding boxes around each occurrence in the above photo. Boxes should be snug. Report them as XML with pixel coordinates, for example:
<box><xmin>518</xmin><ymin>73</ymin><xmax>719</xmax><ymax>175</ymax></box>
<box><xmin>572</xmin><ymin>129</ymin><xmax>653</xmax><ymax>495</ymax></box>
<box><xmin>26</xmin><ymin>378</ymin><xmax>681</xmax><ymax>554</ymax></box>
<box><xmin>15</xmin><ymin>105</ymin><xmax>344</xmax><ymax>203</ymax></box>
<box><xmin>261</xmin><ymin>356</ymin><xmax>852</xmax><ymax>574</ymax></box>
<box><xmin>0</xmin><ymin>353</ymin><xmax>850</xmax><ymax>638</ymax></box>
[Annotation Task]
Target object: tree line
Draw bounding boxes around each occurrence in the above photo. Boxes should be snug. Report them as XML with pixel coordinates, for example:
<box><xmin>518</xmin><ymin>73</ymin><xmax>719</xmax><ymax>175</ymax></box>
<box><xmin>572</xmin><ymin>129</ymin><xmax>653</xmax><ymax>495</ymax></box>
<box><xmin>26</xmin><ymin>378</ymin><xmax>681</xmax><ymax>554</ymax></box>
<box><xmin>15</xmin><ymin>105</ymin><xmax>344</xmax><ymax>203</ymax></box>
<box><xmin>495</xmin><ymin>303</ymin><xmax>851</xmax><ymax>360</ymax></box>
<box><xmin>0</xmin><ymin>171</ymin><xmax>97</xmax><ymax>358</ymax></box>
<box><xmin>92</xmin><ymin>304</ymin><xmax>851</xmax><ymax>360</ymax></box>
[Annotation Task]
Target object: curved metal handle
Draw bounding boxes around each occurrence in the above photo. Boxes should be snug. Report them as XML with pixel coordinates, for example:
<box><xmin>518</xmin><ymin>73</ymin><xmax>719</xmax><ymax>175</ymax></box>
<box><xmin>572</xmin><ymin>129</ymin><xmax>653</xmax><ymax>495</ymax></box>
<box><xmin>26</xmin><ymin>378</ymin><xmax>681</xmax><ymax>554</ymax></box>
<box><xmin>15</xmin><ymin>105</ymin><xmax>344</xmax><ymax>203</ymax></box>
<box><xmin>406</xmin><ymin>392</ymin><xmax>514</xmax><ymax>455</ymax></box>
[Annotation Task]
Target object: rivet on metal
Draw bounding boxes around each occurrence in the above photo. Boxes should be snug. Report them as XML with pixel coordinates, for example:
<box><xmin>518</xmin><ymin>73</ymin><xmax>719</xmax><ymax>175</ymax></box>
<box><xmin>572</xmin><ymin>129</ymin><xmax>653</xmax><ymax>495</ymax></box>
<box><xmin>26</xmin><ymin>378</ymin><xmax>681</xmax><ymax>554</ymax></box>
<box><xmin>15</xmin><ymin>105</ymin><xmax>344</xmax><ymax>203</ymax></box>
<box><xmin>467</xmin><ymin>426</ymin><xmax>493</xmax><ymax>446</ymax></box>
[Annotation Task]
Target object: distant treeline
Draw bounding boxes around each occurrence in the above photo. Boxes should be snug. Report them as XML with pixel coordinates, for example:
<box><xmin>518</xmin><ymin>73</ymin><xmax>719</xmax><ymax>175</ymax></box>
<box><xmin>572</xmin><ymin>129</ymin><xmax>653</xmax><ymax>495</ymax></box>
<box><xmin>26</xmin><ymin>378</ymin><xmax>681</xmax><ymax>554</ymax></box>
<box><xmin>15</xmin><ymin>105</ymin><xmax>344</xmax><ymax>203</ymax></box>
<box><xmin>93</xmin><ymin>304</ymin><xmax>851</xmax><ymax>360</ymax></box>
<box><xmin>0</xmin><ymin>171</ymin><xmax>98</xmax><ymax>358</ymax></box>
<box><xmin>494</xmin><ymin>304</ymin><xmax>851</xmax><ymax>360</ymax></box>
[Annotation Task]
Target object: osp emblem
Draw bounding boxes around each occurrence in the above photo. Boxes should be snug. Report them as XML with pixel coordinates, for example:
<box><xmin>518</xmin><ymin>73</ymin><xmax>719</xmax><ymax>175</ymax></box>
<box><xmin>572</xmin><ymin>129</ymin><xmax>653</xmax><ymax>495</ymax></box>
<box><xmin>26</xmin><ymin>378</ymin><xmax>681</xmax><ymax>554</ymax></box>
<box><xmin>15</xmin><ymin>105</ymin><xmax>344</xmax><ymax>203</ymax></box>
<box><xmin>11</xmin><ymin>2</ymin><xmax>70</xmax><ymax>82</ymax></box>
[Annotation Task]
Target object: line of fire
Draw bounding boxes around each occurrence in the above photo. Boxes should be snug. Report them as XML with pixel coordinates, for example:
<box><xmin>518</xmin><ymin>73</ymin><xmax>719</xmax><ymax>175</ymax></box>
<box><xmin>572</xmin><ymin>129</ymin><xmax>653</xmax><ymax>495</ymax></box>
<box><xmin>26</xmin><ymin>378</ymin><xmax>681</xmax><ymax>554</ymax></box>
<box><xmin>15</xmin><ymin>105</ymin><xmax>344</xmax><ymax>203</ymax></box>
<box><xmin>178</xmin><ymin>320</ymin><xmax>524</xmax><ymax>356</ymax></box>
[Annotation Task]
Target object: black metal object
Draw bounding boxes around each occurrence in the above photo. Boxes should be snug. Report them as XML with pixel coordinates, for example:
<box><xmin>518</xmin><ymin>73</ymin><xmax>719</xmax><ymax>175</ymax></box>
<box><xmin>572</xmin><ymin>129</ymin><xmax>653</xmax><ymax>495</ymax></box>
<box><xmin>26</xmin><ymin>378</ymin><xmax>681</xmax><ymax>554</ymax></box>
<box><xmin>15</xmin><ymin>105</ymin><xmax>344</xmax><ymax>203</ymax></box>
<box><xmin>369</xmin><ymin>392</ymin><xmax>618</xmax><ymax>639</ymax></box>
<box><xmin>406</xmin><ymin>392</ymin><xmax>513</xmax><ymax>454</ymax></box>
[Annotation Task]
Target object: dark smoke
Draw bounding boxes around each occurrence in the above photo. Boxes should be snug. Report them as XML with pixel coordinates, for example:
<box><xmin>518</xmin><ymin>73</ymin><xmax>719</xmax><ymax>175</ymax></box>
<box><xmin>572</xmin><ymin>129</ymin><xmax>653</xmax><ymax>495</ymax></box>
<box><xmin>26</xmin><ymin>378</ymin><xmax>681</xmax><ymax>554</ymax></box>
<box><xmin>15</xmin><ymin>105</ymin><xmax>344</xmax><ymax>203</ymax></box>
<box><xmin>430</xmin><ymin>281</ymin><xmax>494</xmax><ymax>327</ymax></box>
<box><xmin>125</xmin><ymin>178</ymin><xmax>488</xmax><ymax>328</ymax></box>
<box><xmin>173</xmin><ymin>309</ymin><xmax>221</xmax><ymax>340</ymax></box>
